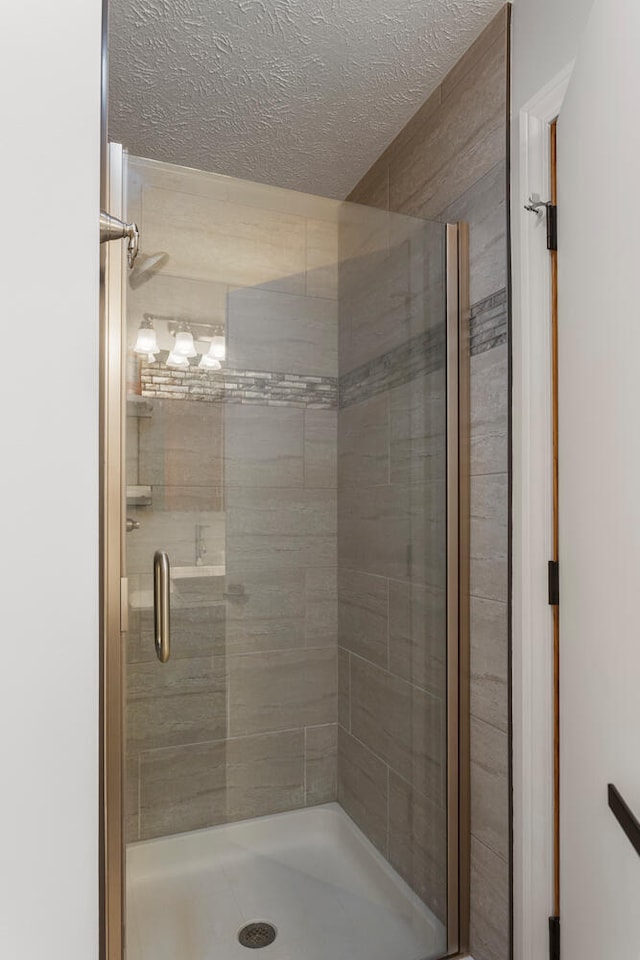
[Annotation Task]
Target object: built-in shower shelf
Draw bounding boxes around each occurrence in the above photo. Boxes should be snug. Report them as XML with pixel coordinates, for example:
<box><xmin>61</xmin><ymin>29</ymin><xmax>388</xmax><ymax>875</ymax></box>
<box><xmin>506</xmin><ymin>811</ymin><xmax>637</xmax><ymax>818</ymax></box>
<box><xmin>126</xmin><ymin>485</ymin><xmax>152</xmax><ymax>506</ymax></box>
<box><xmin>171</xmin><ymin>564</ymin><xmax>226</xmax><ymax>580</ymax></box>
<box><xmin>129</xmin><ymin>566</ymin><xmax>226</xmax><ymax>611</ymax></box>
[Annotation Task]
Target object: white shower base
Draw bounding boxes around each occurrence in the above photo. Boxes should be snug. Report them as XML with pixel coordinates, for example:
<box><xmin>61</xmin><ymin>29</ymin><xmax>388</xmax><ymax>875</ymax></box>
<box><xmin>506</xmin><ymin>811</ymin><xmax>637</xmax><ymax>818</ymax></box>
<box><xmin>126</xmin><ymin>803</ymin><xmax>446</xmax><ymax>960</ymax></box>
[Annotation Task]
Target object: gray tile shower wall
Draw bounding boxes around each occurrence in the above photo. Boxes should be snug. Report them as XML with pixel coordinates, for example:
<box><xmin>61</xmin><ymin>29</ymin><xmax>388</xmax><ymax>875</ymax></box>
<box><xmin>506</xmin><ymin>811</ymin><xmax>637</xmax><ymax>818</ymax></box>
<box><xmin>125</xmin><ymin>160</ymin><xmax>340</xmax><ymax>842</ymax></box>
<box><xmin>339</xmin><ymin>7</ymin><xmax>511</xmax><ymax>957</ymax></box>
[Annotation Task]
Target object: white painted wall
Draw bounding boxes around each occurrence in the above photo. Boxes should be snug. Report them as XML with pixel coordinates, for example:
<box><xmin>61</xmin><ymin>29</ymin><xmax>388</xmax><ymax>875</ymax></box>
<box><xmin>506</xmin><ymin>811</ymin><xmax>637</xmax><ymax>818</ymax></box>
<box><xmin>0</xmin><ymin>2</ymin><xmax>102</xmax><ymax>958</ymax></box>
<box><xmin>557</xmin><ymin>2</ymin><xmax>640</xmax><ymax>952</ymax></box>
<box><xmin>509</xmin><ymin>0</ymin><xmax>593</xmax><ymax>959</ymax></box>
<box><xmin>511</xmin><ymin>0</ymin><xmax>595</xmax><ymax>111</ymax></box>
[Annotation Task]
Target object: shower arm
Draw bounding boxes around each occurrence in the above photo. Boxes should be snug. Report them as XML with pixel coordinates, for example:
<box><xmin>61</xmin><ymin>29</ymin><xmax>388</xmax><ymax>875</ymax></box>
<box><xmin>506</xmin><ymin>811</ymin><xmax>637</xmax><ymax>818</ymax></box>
<box><xmin>99</xmin><ymin>210</ymin><xmax>140</xmax><ymax>268</ymax></box>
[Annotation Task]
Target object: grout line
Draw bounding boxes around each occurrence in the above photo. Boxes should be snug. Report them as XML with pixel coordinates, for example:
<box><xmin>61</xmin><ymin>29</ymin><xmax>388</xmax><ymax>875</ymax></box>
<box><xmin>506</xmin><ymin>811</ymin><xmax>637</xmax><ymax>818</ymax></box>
<box><xmin>386</xmin><ymin>577</ymin><xmax>391</xmax><ymax>672</ymax></box>
<box><xmin>469</xmin><ymin>593</ymin><xmax>508</xmax><ymax>604</ymax></box>
<box><xmin>347</xmin><ymin>650</ymin><xmax>352</xmax><ymax>733</ymax></box>
<box><xmin>343</xmin><ymin>727</ymin><xmax>446</xmax><ymax>813</ymax></box>
<box><xmin>469</xmin><ymin>709</ymin><xmax>509</xmax><ymax>738</ymax></box>
<box><xmin>386</xmin><ymin>763</ymin><xmax>391</xmax><ymax>855</ymax></box>
<box><xmin>303</xmin><ymin>725</ymin><xmax>308</xmax><ymax>805</ymax></box>
<box><xmin>136</xmin><ymin>751</ymin><xmax>141</xmax><ymax>841</ymax></box>
<box><xmin>469</xmin><ymin>830</ymin><xmax>510</xmax><ymax>866</ymax></box>
<box><xmin>137</xmin><ymin>726</ymin><xmax>314</xmax><ymax>758</ymax></box>
<box><xmin>344</xmin><ymin>646</ymin><xmax>444</xmax><ymax>701</ymax></box>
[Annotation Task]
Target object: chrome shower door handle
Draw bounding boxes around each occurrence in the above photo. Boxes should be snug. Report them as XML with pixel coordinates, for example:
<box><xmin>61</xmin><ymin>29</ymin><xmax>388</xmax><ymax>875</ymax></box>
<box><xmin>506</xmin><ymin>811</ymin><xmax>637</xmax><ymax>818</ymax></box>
<box><xmin>153</xmin><ymin>550</ymin><xmax>171</xmax><ymax>663</ymax></box>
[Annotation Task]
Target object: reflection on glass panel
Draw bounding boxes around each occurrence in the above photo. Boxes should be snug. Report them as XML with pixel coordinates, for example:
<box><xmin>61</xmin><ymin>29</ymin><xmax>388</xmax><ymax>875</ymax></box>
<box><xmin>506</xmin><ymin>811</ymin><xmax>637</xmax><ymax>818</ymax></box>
<box><xmin>124</xmin><ymin>155</ymin><xmax>449</xmax><ymax>960</ymax></box>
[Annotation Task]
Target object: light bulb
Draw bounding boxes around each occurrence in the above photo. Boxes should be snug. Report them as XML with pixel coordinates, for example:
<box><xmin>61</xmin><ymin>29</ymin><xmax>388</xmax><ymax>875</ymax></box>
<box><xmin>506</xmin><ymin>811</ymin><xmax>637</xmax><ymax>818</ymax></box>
<box><xmin>174</xmin><ymin>330</ymin><xmax>197</xmax><ymax>357</ymax></box>
<box><xmin>146</xmin><ymin>353</ymin><xmax>157</xmax><ymax>363</ymax></box>
<box><xmin>134</xmin><ymin>320</ymin><xmax>158</xmax><ymax>355</ymax></box>
<box><xmin>199</xmin><ymin>353</ymin><xmax>222</xmax><ymax>370</ymax></box>
<box><xmin>210</xmin><ymin>334</ymin><xmax>226</xmax><ymax>360</ymax></box>
<box><xmin>166</xmin><ymin>350</ymin><xmax>189</xmax><ymax>370</ymax></box>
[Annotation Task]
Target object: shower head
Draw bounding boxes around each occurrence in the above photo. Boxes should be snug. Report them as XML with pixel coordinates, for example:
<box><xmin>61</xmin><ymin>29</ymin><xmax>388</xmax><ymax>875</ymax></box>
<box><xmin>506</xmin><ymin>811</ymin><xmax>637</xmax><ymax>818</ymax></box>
<box><xmin>128</xmin><ymin>250</ymin><xmax>169</xmax><ymax>289</ymax></box>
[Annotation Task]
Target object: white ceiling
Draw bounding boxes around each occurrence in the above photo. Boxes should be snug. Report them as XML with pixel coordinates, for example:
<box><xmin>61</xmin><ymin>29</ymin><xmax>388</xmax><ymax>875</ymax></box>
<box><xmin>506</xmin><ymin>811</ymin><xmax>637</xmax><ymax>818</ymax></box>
<box><xmin>109</xmin><ymin>0</ymin><xmax>502</xmax><ymax>199</ymax></box>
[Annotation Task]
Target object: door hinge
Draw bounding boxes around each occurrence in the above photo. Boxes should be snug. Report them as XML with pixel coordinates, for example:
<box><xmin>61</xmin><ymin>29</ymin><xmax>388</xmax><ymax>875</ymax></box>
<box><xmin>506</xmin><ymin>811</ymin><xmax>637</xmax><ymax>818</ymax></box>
<box><xmin>546</xmin><ymin>204</ymin><xmax>558</xmax><ymax>251</ymax></box>
<box><xmin>524</xmin><ymin>197</ymin><xmax>557</xmax><ymax>251</ymax></box>
<box><xmin>549</xmin><ymin>916</ymin><xmax>560</xmax><ymax>960</ymax></box>
<box><xmin>548</xmin><ymin>561</ymin><xmax>559</xmax><ymax>605</ymax></box>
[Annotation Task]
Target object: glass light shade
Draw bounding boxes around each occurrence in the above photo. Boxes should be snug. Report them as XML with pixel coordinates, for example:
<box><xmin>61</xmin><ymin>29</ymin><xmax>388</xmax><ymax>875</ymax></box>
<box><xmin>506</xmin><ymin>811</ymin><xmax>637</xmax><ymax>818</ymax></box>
<box><xmin>134</xmin><ymin>324</ymin><xmax>158</xmax><ymax>355</ymax></box>
<box><xmin>174</xmin><ymin>330</ymin><xmax>197</xmax><ymax>357</ymax></box>
<box><xmin>199</xmin><ymin>353</ymin><xmax>222</xmax><ymax>370</ymax></box>
<box><xmin>210</xmin><ymin>335</ymin><xmax>226</xmax><ymax>360</ymax></box>
<box><xmin>166</xmin><ymin>350</ymin><xmax>190</xmax><ymax>370</ymax></box>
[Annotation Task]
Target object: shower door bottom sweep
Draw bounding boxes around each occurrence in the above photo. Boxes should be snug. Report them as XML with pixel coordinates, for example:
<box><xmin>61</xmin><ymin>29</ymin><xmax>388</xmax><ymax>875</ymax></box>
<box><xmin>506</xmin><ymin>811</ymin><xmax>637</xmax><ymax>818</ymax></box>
<box><xmin>102</xmin><ymin>146</ymin><xmax>467</xmax><ymax>960</ymax></box>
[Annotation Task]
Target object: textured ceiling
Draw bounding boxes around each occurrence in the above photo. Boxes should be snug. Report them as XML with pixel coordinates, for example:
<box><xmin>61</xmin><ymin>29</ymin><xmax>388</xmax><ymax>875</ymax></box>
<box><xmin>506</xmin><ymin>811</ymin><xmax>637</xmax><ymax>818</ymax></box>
<box><xmin>109</xmin><ymin>0</ymin><xmax>503</xmax><ymax>199</ymax></box>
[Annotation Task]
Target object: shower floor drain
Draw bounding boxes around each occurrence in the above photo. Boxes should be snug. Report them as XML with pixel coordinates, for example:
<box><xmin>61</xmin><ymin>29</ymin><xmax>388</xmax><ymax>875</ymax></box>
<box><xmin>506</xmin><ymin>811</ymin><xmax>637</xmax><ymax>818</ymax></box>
<box><xmin>238</xmin><ymin>922</ymin><xmax>277</xmax><ymax>949</ymax></box>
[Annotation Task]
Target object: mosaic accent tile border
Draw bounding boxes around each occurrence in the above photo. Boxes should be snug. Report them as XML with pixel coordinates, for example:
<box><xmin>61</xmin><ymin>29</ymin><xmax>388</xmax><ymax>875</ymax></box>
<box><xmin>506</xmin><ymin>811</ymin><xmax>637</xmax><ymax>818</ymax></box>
<box><xmin>338</xmin><ymin>326</ymin><xmax>446</xmax><ymax>408</ymax></box>
<box><xmin>138</xmin><ymin>287</ymin><xmax>506</xmax><ymax>408</ymax></box>
<box><xmin>469</xmin><ymin>287</ymin><xmax>508</xmax><ymax>357</ymax></box>
<box><xmin>140</xmin><ymin>358</ymin><xmax>337</xmax><ymax>408</ymax></box>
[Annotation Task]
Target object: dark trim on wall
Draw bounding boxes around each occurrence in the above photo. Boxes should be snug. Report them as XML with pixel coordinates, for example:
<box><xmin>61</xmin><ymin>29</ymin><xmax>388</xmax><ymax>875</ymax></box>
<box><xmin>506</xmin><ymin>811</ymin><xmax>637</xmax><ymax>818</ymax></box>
<box><xmin>505</xmin><ymin>4</ymin><xmax>515</xmax><ymax>959</ymax></box>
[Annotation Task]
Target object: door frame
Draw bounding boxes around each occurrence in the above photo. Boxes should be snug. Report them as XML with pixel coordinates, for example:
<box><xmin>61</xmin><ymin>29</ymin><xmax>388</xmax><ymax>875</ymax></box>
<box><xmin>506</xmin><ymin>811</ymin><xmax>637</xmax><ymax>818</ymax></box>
<box><xmin>511</xmin><ymin>62</ymin><xmax>572</xmax><ymax>960</ymax></box>
<box><xmin>100</xmin><ymin>140</ymin><xmax>127</xmax><ymax>960</ymax></box>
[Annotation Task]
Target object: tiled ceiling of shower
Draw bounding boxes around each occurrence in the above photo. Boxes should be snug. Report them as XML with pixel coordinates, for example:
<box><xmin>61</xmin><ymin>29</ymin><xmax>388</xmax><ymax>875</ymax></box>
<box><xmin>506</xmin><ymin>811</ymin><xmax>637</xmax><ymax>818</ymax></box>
<box><xmin>108</xmin><ymin>0</ymin><xmax>502</xmax><ymax>199</ymax></box>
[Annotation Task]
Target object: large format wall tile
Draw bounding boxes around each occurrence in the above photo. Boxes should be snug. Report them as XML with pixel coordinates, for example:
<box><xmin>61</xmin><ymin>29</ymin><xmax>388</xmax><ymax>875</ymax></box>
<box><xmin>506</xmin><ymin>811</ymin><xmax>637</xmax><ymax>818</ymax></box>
<box><xmin>139</xmin><ymin>740</ymin><xmax>228</xmax><ymax>839</ymax></box>
<box><xmin>337</xmin><ymin>728</ymin><xmax>388</xmax><ymax>855</ymax></box>
<box><xmin>138</xmin><ymin>731</ymin><xmax>307</xmax><ymax>840</ymax></box>
<box><xmin>305</xmin><ymin>567</ymin><xmax>338</xmax><ymax>647</ymax></box>
<box><xmin>224</xmin><ymin>566</ymin><xmax>306</xmax><ymax>655</ymax></box>
<box><xmin>470</xmin><ymin>717</ymin><xmax>510</xmax><ymax>862</ymax></box>
<box><xmin>224</xmin><ymin>405</ymin><xmax>304</xmax><ymax>488</ymax></box>
<box><xmin>304</xmin><ymin>410</ymin><xmax>337</xmax><ymax>489</ymax></box>
<box><xmin>225</xmin><ymin>730</ymin><xmax>305</xmax><ymax>821</ymax></box>
<box><xmin>338</xmin><ymin>484</ymin><xmax>411</xmax><ymax>581</ymax></box>
<box><xmin>350</xmin><ymin>656</ymin><xmax>445</xmax><ymax>805</ymax></box>
<box><xmin>469</xmin><ymin>837</ymin><xmax>510</xmax><ymax>960</ymax></box>
<box><xmin>388</xmin><ymin>771</ymin><xmax>447</xmax><ymax>924</ymax></box>
<box><xmin>470</xmin><ymin>344</ymin><xmax>509</xmax><ymax>476</ymax></box>
<box><xmin>127</xmin><ymin>656</ymin><xmax>227</xmax><ymax>752</ymax></box>
<box><xmin>338</xmin><ymin>569</ymin><xmax>388</xmax><ymax>668</ymax></box>
<box><xmin>338</xmin><ymin>394</ymin><xmax>389</xmax><ymax>488</ymax></box>
<box><xmin>306</xmin><ymin>218</ymin><xmax>339</xmax><ymax>301</ymax></box>
<box><xmin>126</xmin><ymin>157</ymin><xmax>340</xmax><ymax>842</ymax></box>
<box><xmin>338</xmin><ymin>648</ymin><xmax>351</xmax><ymax>731</ymax></box>
<box><xmin>388</xmin><ymin>31</ymin><xmax>506</xmax><ymax>220</ymax></box>
<box><xmin>127</xmin><ymin>604</ymin><xmax>224</xmax><ymax>664</ymax></box>
<box><xmin>142</xmin><ymin>185</ymin><xmax>308</xmax><ymax>294</ymax></box>
<box><xmin>388</xmin><ymin>372</ymin><xmax>446</xmax><ymax>486</ymax></box>
<box><xmin>341</xmin><ymin>9</ymin><xmax>510</xmax><ymax>947</ymax></box>
<box><xmin>138</xmin><ymin>398</ymin><xmax>223</xmax><ymax>489</ymax></box>
<box><xmin>227</xmin><ymin>486</ymin><xmax>336</xmax><ymax>538</ymax></box>
<box><xmin>227</xmin><ymin>286</ymin><xmax>337</xmax><ymax>377</ymax></box>
<box><xmin>305</xmin><ymin>724</ymin><xmax>338</xmax><ymax>805</ymax></box>
<box><xmin>228</xmin><ymin>647</ymin><xmax>337</xmax><ymax>737</ymax></box>
<box><xmin>388</xmin><ymin>579</ymin><xmax>446</xmax><ymax>699</ymax></box>
<box><xmin>470</xmin><ymin>597</ymin><xmax>509</xmax><ymax>734</ymax></box>
<box><xmin>470</xmin><ymin>473</ymin><xmax>508</xmax><ymax>604</ymax></box>
<box><xmin>441</xmin><ymin>161</ymin><xmax>507</xmax><ymax>306</ymax></box>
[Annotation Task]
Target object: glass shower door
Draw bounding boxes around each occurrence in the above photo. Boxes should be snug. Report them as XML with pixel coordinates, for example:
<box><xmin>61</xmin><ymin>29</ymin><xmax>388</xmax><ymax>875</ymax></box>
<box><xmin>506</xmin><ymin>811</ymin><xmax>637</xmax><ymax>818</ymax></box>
<box><xmin>121</xmin><ymin>153</ymin><xmax>456</xmax><ymax>960</ymax></box>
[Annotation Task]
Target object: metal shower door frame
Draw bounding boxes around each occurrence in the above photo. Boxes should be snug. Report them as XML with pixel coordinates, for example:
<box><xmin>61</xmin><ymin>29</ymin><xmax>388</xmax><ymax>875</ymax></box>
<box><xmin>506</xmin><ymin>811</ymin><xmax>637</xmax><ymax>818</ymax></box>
<box><xmin>446</xmin><ymin>222</ymin><xmax>471</xmax><ymax>956</ymax></box>
<box><xmin>98</xmin><ymin>144</ymin><xmax>470</xmax><ymax>955</ymax></box>
<box><xmin>100</xmin><ymin>139</ymin><xmax>127</xmax><ymax>960</ymax></box>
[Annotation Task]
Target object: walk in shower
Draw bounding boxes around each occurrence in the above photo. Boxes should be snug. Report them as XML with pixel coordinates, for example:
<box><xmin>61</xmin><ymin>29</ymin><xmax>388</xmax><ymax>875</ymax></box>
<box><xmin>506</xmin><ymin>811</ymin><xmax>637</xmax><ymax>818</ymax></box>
<box><xmin>104</xmin><ymin>145</ymin><xmax>467</xmax><ymax>960</ymax></box>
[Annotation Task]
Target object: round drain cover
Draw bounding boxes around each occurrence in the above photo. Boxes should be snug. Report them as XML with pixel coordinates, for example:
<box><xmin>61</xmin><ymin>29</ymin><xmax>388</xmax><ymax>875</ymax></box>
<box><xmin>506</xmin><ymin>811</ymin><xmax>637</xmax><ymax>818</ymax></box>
<box><xmin>238</xmin><ymin>922</ymin><xmax>277</xmax><ymax>949</ymax></box>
